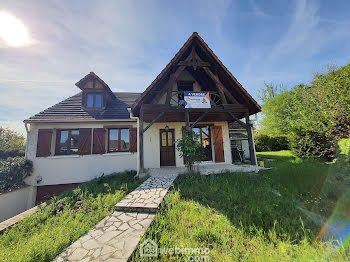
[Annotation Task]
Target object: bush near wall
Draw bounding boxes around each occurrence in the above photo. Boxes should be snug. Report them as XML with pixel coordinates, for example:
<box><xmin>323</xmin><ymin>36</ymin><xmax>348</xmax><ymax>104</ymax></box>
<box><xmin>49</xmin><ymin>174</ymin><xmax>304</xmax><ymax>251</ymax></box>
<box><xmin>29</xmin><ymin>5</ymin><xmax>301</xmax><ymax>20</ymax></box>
<box><xmin>0</xmin><ymin>127</ymin><xmax>25</xmax><ymax>159</ymax></box>
<box><xmin>255</xmin><ymin>134</ymin><xmax>289</xmax><ymax>152</ymax></box>
<box><xmin>0</xmin><ymin>157</ymin><xmax>33</xmax><ymax>193</ymax></box>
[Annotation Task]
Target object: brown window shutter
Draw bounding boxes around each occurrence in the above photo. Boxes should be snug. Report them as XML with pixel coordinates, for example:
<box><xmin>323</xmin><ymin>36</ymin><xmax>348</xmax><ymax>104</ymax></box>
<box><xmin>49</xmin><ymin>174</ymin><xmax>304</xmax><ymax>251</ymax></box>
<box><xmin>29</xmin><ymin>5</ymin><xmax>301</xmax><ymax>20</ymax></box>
<box><xmin>129</xmin><ymin>128</ymin><xmax>137</xmax><ymax>152</ymax></box>
<box><xmin>92</xmin><ymin>128</ymin><xmax>106</xmax><ymax>154</ymax></box>
<box><xmin>213</xmin><ymin>126</ymin><xmax>225</xmax><ymax>163</ymax></box>
<box><xmin>36</xmin><ymin>129</ymin><xmax>53</xmax><ymax>157</ymax></box>
<box><xmin>78</xmin><ymin>128</ymin><xmax>92</xmax><ymax>155</ymax></box>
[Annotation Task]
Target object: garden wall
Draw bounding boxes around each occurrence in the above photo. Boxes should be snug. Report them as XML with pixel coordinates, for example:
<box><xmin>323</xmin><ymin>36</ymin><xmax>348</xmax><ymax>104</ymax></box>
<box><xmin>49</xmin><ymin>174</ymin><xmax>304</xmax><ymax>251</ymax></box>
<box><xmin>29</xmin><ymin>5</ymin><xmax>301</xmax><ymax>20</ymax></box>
<box><xmin>0</xmin><ymin>186</ymin><xmax>36</xmax><ymax>222</ymax></box>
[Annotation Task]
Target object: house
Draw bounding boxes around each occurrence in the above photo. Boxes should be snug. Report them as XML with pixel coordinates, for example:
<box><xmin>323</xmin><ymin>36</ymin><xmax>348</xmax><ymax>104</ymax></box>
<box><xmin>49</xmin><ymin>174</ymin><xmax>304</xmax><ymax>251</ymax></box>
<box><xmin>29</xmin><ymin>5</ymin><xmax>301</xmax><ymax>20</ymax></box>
<box><xmin>24</xmin><ymin>32</ymin><xmax>261</xmax><ymax>202</ymax></box>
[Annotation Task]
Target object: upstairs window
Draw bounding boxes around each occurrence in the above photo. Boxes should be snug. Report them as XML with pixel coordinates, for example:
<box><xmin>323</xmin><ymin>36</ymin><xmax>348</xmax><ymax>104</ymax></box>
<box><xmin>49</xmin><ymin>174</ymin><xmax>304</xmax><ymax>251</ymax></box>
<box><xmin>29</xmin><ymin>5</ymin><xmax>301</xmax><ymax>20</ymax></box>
<box><xmin>177</xmin><ymin>81</ymin><xmax>194</xmax><ymax>101</ymax></box>
<box><xmin>86</xmin><ymin>93</ymin><xmax>103</xmax><ymax>109</ymax></box>
<box><xmin>56</xmin><ymin>129</ymin><xmax>79</xmax><ymax>155</ymax></box>
<box><xmin>108</xmin><ymin>128</ymin><xmax>130</xmax><ymax>152</ymax></box>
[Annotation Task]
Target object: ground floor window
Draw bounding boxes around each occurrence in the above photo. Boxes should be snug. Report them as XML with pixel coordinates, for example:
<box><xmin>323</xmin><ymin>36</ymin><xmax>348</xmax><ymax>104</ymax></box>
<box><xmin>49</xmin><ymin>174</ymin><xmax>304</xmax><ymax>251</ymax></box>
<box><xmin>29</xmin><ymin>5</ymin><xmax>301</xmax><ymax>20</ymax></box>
<box><xmin>108</xmin><ymin>128</ymin><xmax>130</xmax><ymax>152</ymax></box>
<box><xmin>192</xmin><ymin>126</ymin><xmax>212</xmax><ymax>161</ymax></box>
<box><xmin>56</xmin><ymin>129</ymin><xmax>79</xmax><ymax>155</ymax></box>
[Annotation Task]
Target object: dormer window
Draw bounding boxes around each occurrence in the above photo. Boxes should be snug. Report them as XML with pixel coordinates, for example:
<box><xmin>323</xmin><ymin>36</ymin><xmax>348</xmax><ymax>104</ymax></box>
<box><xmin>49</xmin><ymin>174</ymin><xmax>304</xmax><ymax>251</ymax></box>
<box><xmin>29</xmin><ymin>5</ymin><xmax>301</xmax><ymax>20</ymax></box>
<box><xmin>76</xmin><ymin>72</ymin><xmax>117</xmax><ymax>110</ymax></box>
<box><xmin>86</xmin><ymin>93</ymin><xmax>103</xmax><ymax>109</ymax></box>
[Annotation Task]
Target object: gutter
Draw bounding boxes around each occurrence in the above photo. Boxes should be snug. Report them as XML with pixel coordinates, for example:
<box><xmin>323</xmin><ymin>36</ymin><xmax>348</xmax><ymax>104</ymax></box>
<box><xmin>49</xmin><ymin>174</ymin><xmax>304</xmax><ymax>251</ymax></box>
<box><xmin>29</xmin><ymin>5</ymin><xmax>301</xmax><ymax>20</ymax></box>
<box><xmin>24</xmin><ymin>123</ymin><xmax>29</xmax><ymax>159</ymax></box>
<box><xmin>23</xmin><ymin>119</ymin><xmax>136</xmax><ymax>124</ymax></box>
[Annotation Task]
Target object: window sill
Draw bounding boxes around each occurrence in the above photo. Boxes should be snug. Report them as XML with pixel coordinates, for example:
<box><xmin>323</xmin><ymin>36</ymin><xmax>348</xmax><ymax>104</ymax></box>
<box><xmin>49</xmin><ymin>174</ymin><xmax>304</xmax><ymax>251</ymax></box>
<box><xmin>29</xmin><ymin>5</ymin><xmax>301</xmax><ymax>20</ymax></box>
<box><xmin>47</xmin><ymin>155</ymin><xmax>80</xmax><ymax>159</ymax></box>
<box><xmin>103</xmin><ymin>152</ymin><xmax>133</xmax><ymax>156</ymax></box>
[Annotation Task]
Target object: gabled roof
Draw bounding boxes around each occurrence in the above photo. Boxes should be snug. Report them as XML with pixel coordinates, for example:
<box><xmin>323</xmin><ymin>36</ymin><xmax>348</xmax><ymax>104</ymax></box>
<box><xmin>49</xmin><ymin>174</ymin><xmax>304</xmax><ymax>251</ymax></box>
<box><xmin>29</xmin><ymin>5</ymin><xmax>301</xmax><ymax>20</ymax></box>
<box><xmin>24</xmin><ymin>92</ymin><xmax>141</xmax><ymax>123</ymax></box>
<box><xmin>132</xmin><ymin>32</ymin><xmax>261</xmax><ymax>115</ymax></box>
<box><xmin>229</xmin><ymin>132</ymin><xmax>248</xmax><ymax>140</ymax></box>
<box><xmin>229</xmin><ymin>121</ymin><xmax>246</xmax><ymax>130</ymax></box>
<box><xmin>76</xmin><ymin>72</ymin><xmax>116</xmax><ymax>99</ymax></box>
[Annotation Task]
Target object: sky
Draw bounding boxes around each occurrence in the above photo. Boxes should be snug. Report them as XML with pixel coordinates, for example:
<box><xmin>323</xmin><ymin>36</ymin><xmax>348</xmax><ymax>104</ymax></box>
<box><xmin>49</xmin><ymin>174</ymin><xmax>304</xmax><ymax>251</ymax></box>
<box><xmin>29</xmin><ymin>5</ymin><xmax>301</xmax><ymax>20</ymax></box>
<box><xmin>0</xmin><ymin>0</ymin><xmax>350</xmax><ymax>136</ymax></box>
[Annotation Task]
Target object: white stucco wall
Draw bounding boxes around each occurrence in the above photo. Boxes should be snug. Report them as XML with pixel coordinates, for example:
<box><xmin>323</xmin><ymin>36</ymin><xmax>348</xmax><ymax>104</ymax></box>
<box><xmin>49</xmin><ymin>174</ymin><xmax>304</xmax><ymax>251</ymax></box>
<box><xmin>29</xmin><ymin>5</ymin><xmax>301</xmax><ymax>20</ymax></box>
<box><xmin>0</xmin><ymin>186</ymin><xmax>36</xmax><ymax>222</ymax></box>
<box><xmin>25</xmin><ymin>121</ymin><xmax>138</xmax><ymax>186</ymax></box>
<box><xmin>143</xmin><ymin>121</ymin><xmax>231</xmax><ymax>168</ymax></box>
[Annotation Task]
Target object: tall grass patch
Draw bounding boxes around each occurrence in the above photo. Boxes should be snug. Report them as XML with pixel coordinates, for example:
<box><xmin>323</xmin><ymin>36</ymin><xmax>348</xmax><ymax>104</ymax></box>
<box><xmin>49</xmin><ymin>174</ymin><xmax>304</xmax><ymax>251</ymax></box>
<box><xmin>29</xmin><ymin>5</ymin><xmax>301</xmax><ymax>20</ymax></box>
<box><xmin>0</xmin><ymin>171</ymin><xmax>143</xmax><ymax>262</ymax></box>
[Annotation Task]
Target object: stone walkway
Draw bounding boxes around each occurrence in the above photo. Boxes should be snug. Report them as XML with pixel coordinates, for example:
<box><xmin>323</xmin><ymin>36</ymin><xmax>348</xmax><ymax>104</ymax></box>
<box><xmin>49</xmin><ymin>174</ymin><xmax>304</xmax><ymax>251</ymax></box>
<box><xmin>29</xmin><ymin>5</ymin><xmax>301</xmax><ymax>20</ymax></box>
<box><xmin>54</xmin><ymin>175</ymin><xmax>177</xmax><ymax>262</ymax></box>
<box><xmin>115</xmin><ymin>175</ymin><xmax>177</xmax><ymax>213</ymax></box>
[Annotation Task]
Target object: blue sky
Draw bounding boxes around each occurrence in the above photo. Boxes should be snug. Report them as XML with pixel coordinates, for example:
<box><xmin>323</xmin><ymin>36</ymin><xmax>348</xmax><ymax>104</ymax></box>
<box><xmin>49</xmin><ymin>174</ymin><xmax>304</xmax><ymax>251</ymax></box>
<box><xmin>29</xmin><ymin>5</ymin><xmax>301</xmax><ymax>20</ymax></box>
<box><xmin>1</xmin><ymin>0</ymin><xmax>350</xmax><ymax>135</ymax></box>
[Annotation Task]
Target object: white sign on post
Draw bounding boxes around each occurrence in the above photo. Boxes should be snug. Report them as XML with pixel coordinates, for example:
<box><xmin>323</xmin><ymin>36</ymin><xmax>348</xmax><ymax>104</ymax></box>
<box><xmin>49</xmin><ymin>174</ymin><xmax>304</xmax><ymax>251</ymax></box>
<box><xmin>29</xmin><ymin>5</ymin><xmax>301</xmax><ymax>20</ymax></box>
<box><xmin>184</xmin><ymin>92</ymin><xmax>211</xmax><ymax>108</ymax></box>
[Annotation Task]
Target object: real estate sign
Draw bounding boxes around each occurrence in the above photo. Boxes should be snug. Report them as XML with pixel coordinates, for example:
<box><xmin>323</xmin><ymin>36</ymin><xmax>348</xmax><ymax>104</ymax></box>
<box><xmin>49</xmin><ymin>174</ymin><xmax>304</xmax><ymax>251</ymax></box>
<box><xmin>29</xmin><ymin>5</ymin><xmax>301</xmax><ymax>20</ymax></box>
<box><xmin>184</xmin><ymin>92</ymin><xmax>211</xmax><ymax>108</ymax></box>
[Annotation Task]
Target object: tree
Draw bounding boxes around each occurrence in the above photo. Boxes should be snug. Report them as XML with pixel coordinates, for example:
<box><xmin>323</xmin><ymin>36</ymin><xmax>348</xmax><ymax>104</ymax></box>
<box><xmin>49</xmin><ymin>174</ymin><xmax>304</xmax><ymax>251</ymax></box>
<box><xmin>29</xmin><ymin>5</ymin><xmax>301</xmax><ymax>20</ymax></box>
<box><xmin>175</xmin><ymin>130</ymin><xmax>204</xmax><ymax>171</ymax></box>
<box><xmin>257</xmin><ymin>63</ymin><xmax>350</xmax><ymax>158</ymax></box>
<box><xmin>0</xmin><ymin>127</ymin><xmax>25</xmax><ymax>159</ymax></box>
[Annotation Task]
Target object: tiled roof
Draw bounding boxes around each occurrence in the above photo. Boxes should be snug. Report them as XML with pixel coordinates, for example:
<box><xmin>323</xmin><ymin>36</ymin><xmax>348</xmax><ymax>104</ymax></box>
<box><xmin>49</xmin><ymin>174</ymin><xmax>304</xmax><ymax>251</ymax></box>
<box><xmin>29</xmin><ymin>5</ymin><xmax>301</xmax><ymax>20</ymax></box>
<box><xmin>25</xmin><ymin>92</ymin><xmax>141</xmax><ymax>122</ymax></box>
<box><xmin>229</xmin><ymin>132</ymin><xmax>248</xmax><ymax>140</ymax></box>
<box><xmin>228</xmin><ymin>121</ymin><xmax>246</xmax><ymax>130</ymax></box>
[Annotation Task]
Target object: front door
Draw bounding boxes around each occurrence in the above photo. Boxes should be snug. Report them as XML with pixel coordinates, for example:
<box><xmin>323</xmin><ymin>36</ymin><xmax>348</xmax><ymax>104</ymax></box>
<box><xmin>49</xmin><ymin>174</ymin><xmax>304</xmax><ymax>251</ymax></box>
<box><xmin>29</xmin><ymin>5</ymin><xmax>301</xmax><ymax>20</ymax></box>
<box><xmin>160</xmin><ymin>129</ymin><xmax>176</xmax><ymax>166</ymax></box>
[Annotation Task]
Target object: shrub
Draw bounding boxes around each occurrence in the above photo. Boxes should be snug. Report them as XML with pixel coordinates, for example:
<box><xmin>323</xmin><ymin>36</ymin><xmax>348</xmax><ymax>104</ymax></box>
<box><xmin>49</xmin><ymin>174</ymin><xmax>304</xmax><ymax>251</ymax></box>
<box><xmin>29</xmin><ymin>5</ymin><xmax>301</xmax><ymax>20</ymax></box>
<box><xmin>0</xmin><ymin>127</ymin><xmax>25</xmax><ymax>159</ymax></box>
<box><xmin>289</xmin><ymin>132</ymin><xmax>333</xmax><ymax>158</ymax></box>
<box><xmin>0</xmin><ymin>157</ymin><xmax>33</xmax><ymax>192</ymax></box>
<box><xmin>255</xmin><ymin>134</ymin><xmax>289</xmax><ymax>152</ymax></box>
<box><xmin>176</xmin><ymin>130</ymin><xmax>204</xmax><ymax>171</ymax></box>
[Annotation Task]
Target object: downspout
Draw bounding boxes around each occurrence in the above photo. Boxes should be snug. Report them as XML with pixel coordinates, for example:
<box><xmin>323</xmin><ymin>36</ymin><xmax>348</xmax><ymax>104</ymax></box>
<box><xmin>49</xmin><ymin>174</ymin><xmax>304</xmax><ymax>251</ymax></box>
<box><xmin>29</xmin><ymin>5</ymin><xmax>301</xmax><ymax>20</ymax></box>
<box><xmin>128</xmin><ymin>108</ymin><xmax>140</xmax><ymax>175</ymax></box>
<box><xmin>24</xmin><ymin>122</ymin><xmax>29</xmax><ymax>159</ymax></box>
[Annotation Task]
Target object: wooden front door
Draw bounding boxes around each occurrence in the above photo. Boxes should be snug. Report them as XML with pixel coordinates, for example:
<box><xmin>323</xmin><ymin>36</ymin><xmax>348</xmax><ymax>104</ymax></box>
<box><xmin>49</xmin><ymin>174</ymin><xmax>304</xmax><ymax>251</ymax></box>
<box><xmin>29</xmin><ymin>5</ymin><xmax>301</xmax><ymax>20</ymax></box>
<box><xmin>160</xmin><ymin>129</ymin><xmax>176</xmax><ymax>166</ymax></box>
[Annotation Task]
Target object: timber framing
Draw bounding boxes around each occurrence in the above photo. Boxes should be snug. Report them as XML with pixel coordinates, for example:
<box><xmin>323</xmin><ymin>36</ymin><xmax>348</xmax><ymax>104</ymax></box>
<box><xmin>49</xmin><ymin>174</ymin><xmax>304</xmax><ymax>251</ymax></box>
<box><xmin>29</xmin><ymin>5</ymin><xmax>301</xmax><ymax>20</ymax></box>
<box><xmin>131</xmin><ymin>32</ymin><xmax>261</xmax><ymax>117</ymax></box>
<box><xmin>133</xmin><ymin>32</ymin><xmax>261</xmax><ymax>172</ymax></box>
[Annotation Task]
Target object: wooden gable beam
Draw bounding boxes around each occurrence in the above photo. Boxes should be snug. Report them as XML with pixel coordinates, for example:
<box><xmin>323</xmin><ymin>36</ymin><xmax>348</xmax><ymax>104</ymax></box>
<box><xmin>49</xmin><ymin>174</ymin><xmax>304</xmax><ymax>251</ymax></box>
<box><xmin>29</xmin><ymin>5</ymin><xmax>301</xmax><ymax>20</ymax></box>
<box><xmin>228</xmin><ymin>112</ymin><xmax>247</xmax><ymax>129</ymax></box>
<box><xmin>177</xmin><ymin>45</ymin><xmax>210</xmax><ymax>70</ymax></box>
<box><xmin>165</xmin><ymin>65</ymin><xmax>187</xmax><ymax>104</ymax></box>
<box><xmin>191</xmin><ymin>112</ymin><xmax>208</xmax><ymax>128</ymax></box>
<box><xmin>203</xmin><ymin>67</ymin><xmax>241</xmax><ymax>105</ymax></box>
<box><xmin>142</xmin><ymin>112</ymin><xmax>164</xmax><ymax>133</ymax></box>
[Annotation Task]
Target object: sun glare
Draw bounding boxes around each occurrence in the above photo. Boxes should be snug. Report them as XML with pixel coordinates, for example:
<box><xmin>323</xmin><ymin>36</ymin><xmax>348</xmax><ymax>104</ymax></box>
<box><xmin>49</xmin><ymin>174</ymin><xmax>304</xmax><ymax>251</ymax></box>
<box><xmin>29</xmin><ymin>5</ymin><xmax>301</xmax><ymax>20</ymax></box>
<box><xmin>0</xmin><ymin>11</ymin><xmax>31</xmax><ymax>47</ymax></box>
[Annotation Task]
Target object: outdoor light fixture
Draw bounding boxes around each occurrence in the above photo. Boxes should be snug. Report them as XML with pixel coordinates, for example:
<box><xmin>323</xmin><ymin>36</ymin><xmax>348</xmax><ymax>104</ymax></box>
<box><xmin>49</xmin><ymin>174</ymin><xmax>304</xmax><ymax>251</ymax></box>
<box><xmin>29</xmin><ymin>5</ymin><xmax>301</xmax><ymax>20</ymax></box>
<box><xmin>165</xmin><ymin>125</ymin><xmax>169</xmax><ymax>132</ymax></box>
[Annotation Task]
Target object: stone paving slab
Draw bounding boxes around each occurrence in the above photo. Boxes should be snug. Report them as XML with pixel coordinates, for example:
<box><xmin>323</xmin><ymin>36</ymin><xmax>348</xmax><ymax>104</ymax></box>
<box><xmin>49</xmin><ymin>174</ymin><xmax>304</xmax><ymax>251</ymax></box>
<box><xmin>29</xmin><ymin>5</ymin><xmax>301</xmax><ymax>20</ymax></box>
<box><xmin>54</xmin><ymin>211</ymin><xmax>156</xmax><ymax>262</ymax></box>
<box><xmin>148</xmin><ymin>163</ymin><xmax>260</xmax><ymax>177</ymax></box>
<box><xmin>115</xmin><ymin>175</ymin><xmax>177</xmax><ymax>213</ymax></box>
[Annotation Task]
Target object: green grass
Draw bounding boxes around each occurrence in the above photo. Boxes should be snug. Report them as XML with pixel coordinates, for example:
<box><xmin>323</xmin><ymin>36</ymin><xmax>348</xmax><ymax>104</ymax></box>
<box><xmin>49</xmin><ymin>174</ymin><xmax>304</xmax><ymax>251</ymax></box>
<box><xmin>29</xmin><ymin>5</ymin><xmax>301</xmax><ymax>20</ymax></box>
<box><xmin>0</xmin><ymin>171</ymin><xmax>144</xmax><ymax>262</ymax></box>
<box><xmin>131</xmin><ymin>151</ymin><xmax>350</xmax><ymax>261</ymax></box>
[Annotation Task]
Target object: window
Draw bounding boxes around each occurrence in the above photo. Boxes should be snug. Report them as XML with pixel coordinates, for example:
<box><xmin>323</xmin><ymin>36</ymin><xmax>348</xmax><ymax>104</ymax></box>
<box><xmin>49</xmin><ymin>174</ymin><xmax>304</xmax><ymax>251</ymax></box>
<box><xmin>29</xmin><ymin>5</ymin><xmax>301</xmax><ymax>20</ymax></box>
<box><xmin>86</xmin><ymin>93</ymin><xmax>103</xmax><ymax>108</ymax></box>
<box><xmin>177</xmin><ymin>81</ymin><xmax>194</xmax><ymax>102</ymax></box>
<box><xmin>56</xmin><ymin>130</ymin><xmax>79</xmax><ymax>155</ymax></box>
<box><xmin>108</xmin><ymin>128</ymin><xmax>130</xmax><ymax>152</ymax></box>
<box><xmin>192</xmin><ymin>126</ymin><xmax>212</xmax><ymax>161</ymax></box>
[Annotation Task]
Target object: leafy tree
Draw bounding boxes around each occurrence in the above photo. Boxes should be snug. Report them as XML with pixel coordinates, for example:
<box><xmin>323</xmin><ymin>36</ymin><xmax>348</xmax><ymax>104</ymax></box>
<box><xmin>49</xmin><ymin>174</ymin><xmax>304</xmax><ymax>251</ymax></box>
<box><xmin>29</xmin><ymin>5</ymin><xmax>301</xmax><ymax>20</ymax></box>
<box><xmin>0</xmin><ymin>127</ymin><xmax>25</xmax><ymax>159</ymax></box>
<box><xmin>0</xmin><ymin>157</ymin><xmax>33</xmax><ymax>192</ymax></box>
<box><xmin>176</xmin><ymin>130</ymin><xmax>204</xmax><ymax>171</ymax></box>
<box><xmin>258</xmin><ymin>63</ymin><xmax>350</xmax><ymax>158</ymax></box>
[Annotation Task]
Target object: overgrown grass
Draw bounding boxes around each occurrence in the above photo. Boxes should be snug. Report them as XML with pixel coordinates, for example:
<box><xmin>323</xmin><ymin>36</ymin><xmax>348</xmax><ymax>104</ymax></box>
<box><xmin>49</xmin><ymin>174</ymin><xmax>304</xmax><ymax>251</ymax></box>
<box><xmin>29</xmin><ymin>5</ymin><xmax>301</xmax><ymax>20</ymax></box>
<box><xmin>0</xmin><ymin>171</ymin><xmax>144</xmax><ymax>262</ymax></box>
<box><xmin>131</xmin><ymin>151</ymin><xmax>350</xmax><ymax>261</ymax></box>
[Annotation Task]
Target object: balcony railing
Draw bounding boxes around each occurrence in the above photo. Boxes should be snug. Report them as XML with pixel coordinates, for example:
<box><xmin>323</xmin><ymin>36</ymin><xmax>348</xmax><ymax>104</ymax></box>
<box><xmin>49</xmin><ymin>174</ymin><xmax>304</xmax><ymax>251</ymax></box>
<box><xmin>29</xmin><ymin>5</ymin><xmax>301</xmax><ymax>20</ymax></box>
<box><xmin>169</xmin><ymin>91</ymin><xmax>223</xmax><ymax>107</ymax></box>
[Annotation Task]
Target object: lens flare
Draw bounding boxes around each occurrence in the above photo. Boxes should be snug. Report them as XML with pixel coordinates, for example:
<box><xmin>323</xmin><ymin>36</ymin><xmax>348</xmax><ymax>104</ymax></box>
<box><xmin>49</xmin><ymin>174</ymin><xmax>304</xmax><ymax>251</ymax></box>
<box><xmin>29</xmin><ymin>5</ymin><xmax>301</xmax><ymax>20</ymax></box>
<box><xmin>0</xmin><ymin>11</ymin><xmax>31</xmax><ymax>47</ymax></box>
<box><xmin>316</xmin><ymin>192</ymin><xmax>350</xmax><ymax>248</ymax></box>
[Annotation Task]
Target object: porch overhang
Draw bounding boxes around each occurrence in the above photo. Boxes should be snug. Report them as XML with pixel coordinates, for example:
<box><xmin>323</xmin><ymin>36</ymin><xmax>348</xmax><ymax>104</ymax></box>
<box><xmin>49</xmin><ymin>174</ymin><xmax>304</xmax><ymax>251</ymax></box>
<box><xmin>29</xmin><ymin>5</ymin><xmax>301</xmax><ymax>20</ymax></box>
<box><xmin>139</xmin><ymin>104</ymin><xmax>249</xmax><ymax>123</ymax></box>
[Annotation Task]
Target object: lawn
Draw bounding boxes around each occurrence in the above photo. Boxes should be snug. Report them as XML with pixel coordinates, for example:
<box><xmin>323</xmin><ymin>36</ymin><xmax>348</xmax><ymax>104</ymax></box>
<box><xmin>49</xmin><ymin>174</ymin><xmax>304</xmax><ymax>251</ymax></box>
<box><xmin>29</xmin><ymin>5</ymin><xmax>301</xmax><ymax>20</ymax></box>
<box><xmin>131</xmin><ymin>151</ymin><xmax>350</xmax><ymax>261</ymax></box>
<box><xmin>0</xmin><ymin>171</ymin><xmax>144</xmax><ymax>262</ymax></box>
